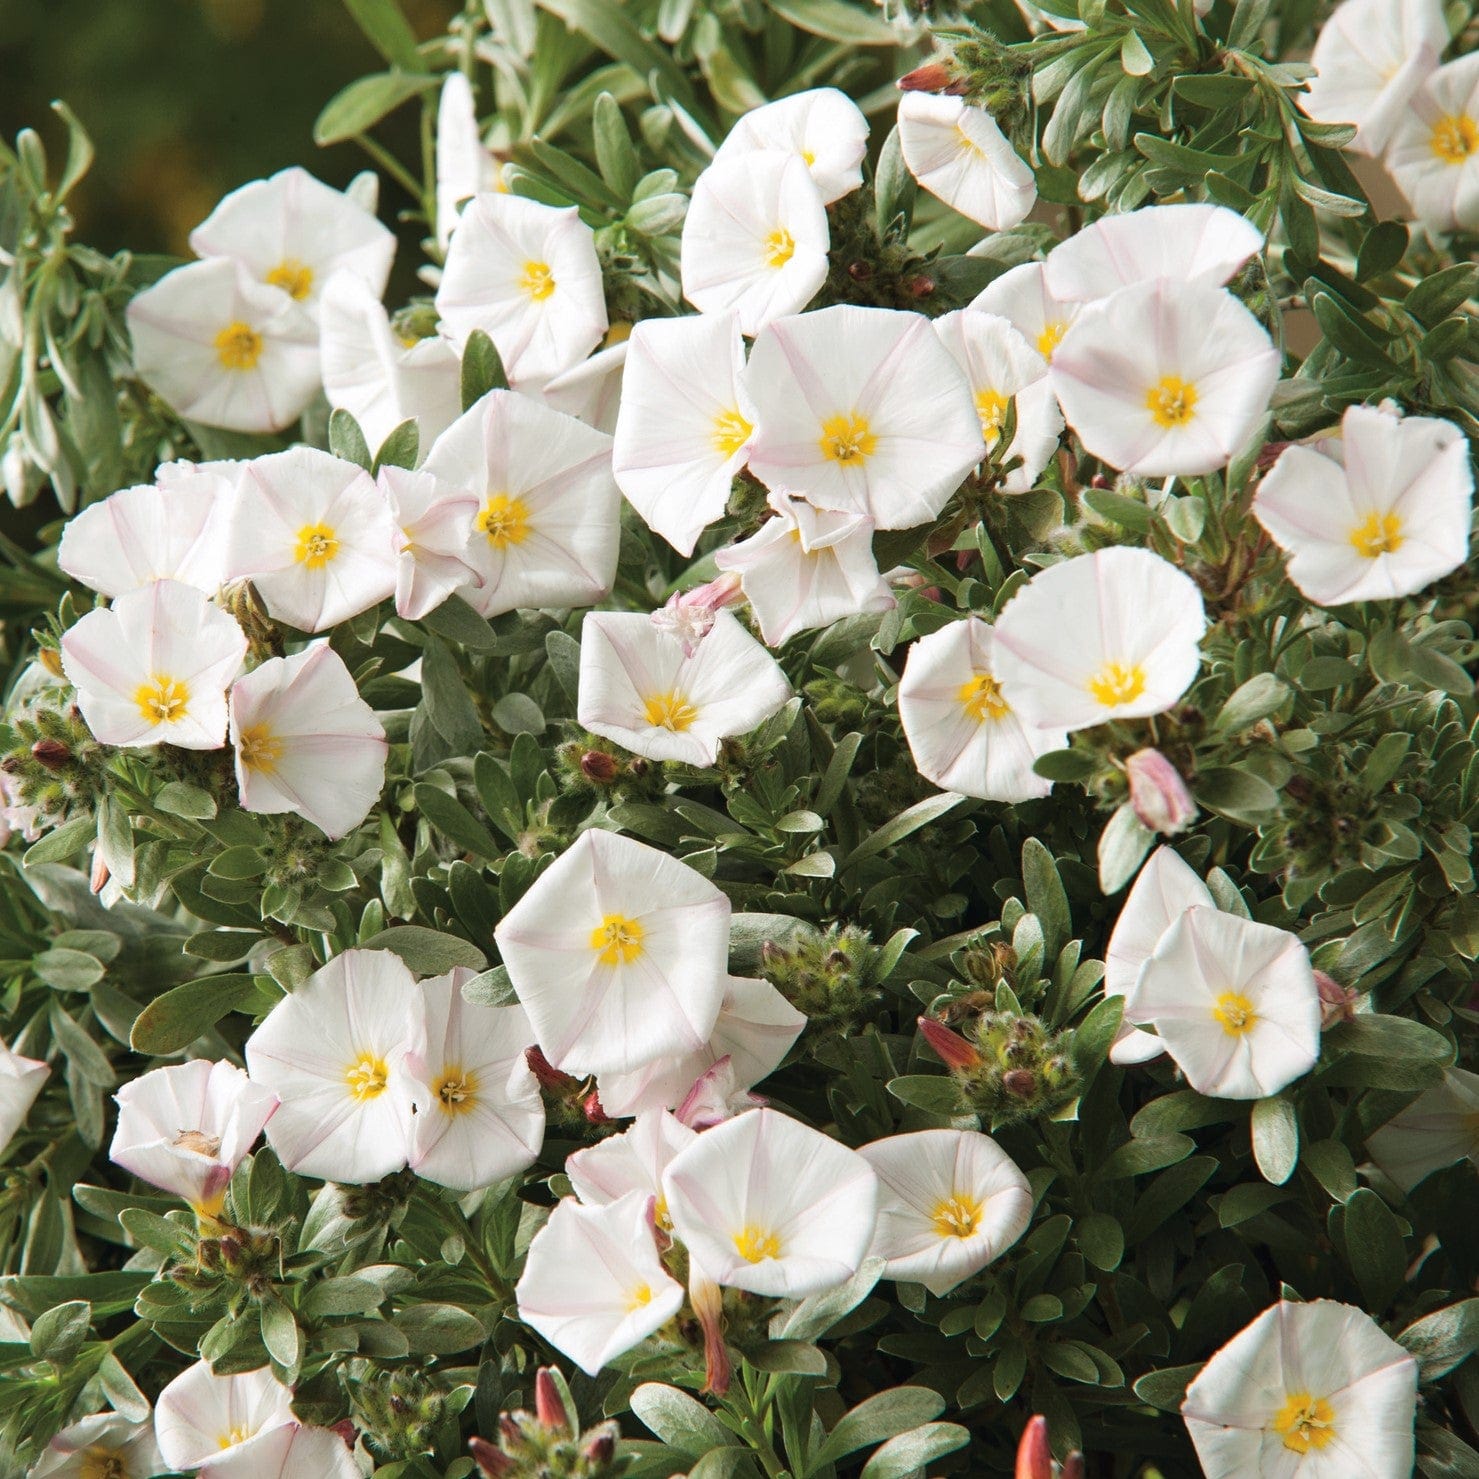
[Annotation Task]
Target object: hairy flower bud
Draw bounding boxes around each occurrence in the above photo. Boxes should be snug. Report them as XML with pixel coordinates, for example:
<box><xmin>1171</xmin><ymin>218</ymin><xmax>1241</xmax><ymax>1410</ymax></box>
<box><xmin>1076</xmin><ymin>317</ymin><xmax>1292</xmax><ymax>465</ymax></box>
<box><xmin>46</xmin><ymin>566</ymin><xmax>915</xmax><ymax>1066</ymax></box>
<box><xmin>579</xmin><ymin>750</ymin><xmax>618</xmax><ymax>784</ymax></box>
<box><xmin>30</xmin><ymin>738</ymin><xmax>70</xmax><ymax>770</ymax></box>
<box><xmin>1125</xmin><ymin>748</ymin><xmax>1197</xmax><ymax>835</ymax></box>
<box><xmin>918</xmin><ymin>1015</ymin><xmax>984</xmax><ymax>1072</ymax></box>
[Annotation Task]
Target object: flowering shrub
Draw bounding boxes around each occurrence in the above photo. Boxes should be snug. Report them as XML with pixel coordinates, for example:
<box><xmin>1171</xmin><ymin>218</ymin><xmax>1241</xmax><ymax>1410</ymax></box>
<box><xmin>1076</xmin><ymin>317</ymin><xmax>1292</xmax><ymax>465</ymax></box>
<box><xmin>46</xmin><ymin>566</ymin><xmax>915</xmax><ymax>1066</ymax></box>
<box><xmin>1</xmin><ymin>0</ymin><xmax>1476</xmax><ymax>1475</ymax></box>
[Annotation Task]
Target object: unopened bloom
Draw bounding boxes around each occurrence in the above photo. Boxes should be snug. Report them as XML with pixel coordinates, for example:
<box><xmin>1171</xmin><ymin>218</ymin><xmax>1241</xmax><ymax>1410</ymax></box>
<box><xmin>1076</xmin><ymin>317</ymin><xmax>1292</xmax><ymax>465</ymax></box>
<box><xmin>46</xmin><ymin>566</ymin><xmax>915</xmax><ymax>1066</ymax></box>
<box><xmin>61</xmin><ymin>579</ymin><xmax>248</xmax><ymax>750</ymax></box>
<box><xmin>710</xmin><ymin>88</ymin><xmax>869</xmax><ymax>203</ymax></box>
<box><xmin>1050</xmin><ymin>281</ymin><xmax>1280</xmax><ymax>477</ymax></box>
<box><xmin>1366</xmin><ymin>1068</ymin><xmax>1479</xmax><ymax>1193</ymax></box>
<box><xmin>611</xmin><ymin>311</ymin><xmax>756</xmax><ymax>557</ymax></box>
<box><xmin>228</xmin><ymin>643</ymin><xmax>387</xmax><ymax>840</ymax></box>
<box><xmin>436</xmin><ymin>193</ymin><xmax>607</xmax><ymax>384</ymax></box>
<box><xmin>714</xmin><ymin>491</ymin><xmax>894</xmax><ymax>647</ymax></box>
<box><xmin>436</xmin><ymin>71</ymin><xmax>502</xmax><ymax>249</ymax></box>
<box><xmin>514</xmin><ymin>1191</ymin><xmax>685</xmax><ymax>1376</ymax></box>
<box><xmin>407</xmin><ymin>968</ymin><xmax>544</xmax><ymax>1193</ymax></box>
<box><xmin>1299</xmin><ymin>0</ymin><xmax>1449</xmax><ymax>156</ymax></box>
<box><xmin>127</xmin><ymin>258</ymin><xmax>319</xmax><ymax>433</ymax></box>
<box><xmin>860</xmin><ymin>1128</ymin><xmax>1032</xmax><ymax>1295</ymax></box>
<box><xmin>190</xmin><ymin>165</ymin><xmax>395</xmax><ymax>318</ymax></box>
<box><xmin>1254</xmin><ymin>403</ymin><xmax>1473</xmax><ymax>606</ymax></box>
<box><xmin>33</xmin><ymin>1414</ymin><xmax>166</xmax><ymax>1479</ymax></box>
<box><xmin>897</xmin><ymin>618</ymin><xmax>1065</xmax><ymax>803</ymax></box>
<box><xmin>0</xmin><ymin>1037</ymin><xmax>49</xmax><ymax>1155</ymax></box>
<box><xmin>577</xmin><ymin>609</ymin><xmax>791</xmax><ymax>766</ymax></box>
<box><xmin>970</xmin><ymin>262</ymin><xmax>1079</xmax><ymax>364</ymax></box>
<box><xmin>680</xmin><ymin>153</ymin><xmax>829</xmax><ymax>334</ymax></box>
<box><xmin>991</xmin><ymin>548</ymin><xmax>1206</xmax><ymax>732</ymax></box>
<box><xmin>662</xmin><ymin>1107</ymin><xmax>879</xmax><ymax>1298</ymax></box>
<box><xmin>494</xmin><ymin>829</ymin><xmax>731</xmax><ymax>1076</ymax></box>
<box><xmin>650</xmin><ymin>572</ymin><xmax>746</xmax><ymax>658</ymax></box>
<box><xmin>932</xmin><ymin>309</ymin><xmax>1063</xmax><ymax>491</ymax></box>
<box><xmin>155</xmin><ymin>1363</ymin><xmax>295</xmax><ymax>1470</ymax></box>
<box><xmin>897</xmin><ymin>93</ymin><xmax>1036</xmax><ymax>230</ymax></box>
<box><xmin>1124</xmin><ymin>749</ymin><xmax>1197</xmax><ymax>834</ymax></box>
<box><xmin>1388</xmin><ymin>55</ymin><xmax>1479</xmax><ymax>233</ymax></box>
<box><xmin>378</xmin><ymin>465</ymin><xmax>481</xmax><ymax>621</ymax></box>
<box><xmin>746</xmin><ymin>304</ymin><xmax>983</xmax><ymax>529</ymax></box>
<box><xmin>245</xmin><ymin>948</ymin><xmax>425</xmax><ymax>1182</ymax></box>
<box><xmin>227</xmin><ymin>447</ymin><xmax>398</xmax><ymax>632</ymax></box>
<box><xmin>421</xmin><ymin>389</ymin><xmax>619</xmax><ymax>617</ymax></box>
<box><xmin>319</xmin><ymin>273</ymin><xmax>461</xmax><ymax>453</ymax></box>
<box><xmin>197</xmin><ymin>1423</ymin><xmax>360</xmax><ymax>1479</ymax></box>
<box><xmin>566</xmin><ymin>1109</ymin><xmax>696</xmax><ymax>1216</ymax></box>
<box><xmin>1129</xmin><ymin>909</ymin><xmax>1320</xmax><ymax>1100</ymax></box>
<box><xmin>675</xmin><ymin>1056</ymin><xmax>764</xmax><ymax>1130</ymax></box>
<box><xmin>110</xmin><ymin>1060</ymin><xmax>279</xmax><ymax>1216</ymax></box>
<box><xmin>1182</xmin><ymin>1300</ymin><xmax>1417</xmax><ymax>1477</ymax></box>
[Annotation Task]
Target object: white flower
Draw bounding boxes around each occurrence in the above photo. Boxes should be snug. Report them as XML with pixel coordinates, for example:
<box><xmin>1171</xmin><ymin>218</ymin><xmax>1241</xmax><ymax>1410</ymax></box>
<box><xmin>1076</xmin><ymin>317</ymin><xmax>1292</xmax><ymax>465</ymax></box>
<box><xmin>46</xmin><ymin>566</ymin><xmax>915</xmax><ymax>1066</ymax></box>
<box><xmin>406</xmin><ymin>967</ymin><xmax>544</xmax><ymax>1192</ymax></box>
<box><xmin>514</xmin><ymin>1190</ymin><xmax>686</xmax><ymax>1376</ymax></box>
<box><xmin>577</xmin><ymin>609</ymin><xmax>792</xmax><ymax>766</ymax></box>
<box><xmin>1253</xmin><ymin>403</ymin><xmax>1473</xmax><ymax>605</ymax></box>
<box><xmin>227</xmin><ymin>447</ymin><xmax>398</xmax><ymax>632</ymax></box>
<box><xmin>746</xmin><ymin>304</ymin><xmax>983</xmax><ymax>530</ymax></box>
<box><xmin>611</xmin><ymin>312</ymin><xmax>756</xmax><ymax>557</ymax></box>
<box><xmin>538</xmin><ymin>338</ymin><xmax>628</xmax><ymax>435</ymax></box>
<box><xmin>710</xmin><ymin>88</ymin><xmax>869</xmax><ymax>203</ymax></box>
<box><xmin>1128</xmin><ymin>909</ymin><xmax>1320</xmax><ymax>1100</ymax></box>
<box><xmin>991</xmin><ymin>548</ymin><xmax>1206</xmax><ymax>732</ymax></box>
<box><xmin>595</xmin><ymin>975</ymin><xmax>806</xmax><ymax>1121</ymax></box>
<box><xmin>859</xmin><ymin>1128</ymin><xmax>1032</xmax><ymax>1295</ymax></box>
<box><xmin>189</xmin><ymin>165</ymin><xmax>395</xmax><ymax>318</ymax></box>
<box><xmin>1299</xmin><ymin>0</ymin><xmax>1450</xmax><ymax>156</ymax></box>
<box><xmin>0</xmin><ymin>1037</ymin><xmax>49</xmax><ymax>1156</ymax></box>
<box><xmin>1103</xmin><ymin>845</ymin><xmax>1214</xmax><ymax>1067</ymax></box>
<box><xmin>154</xmin><ymin>1363</ymin><xmax>295</xmax><ymax>1471</ymax></box>
<box><xmin>680</xmin><ymin>153</ymin><xmax>830</xmax><ymax>334</ymax></box>
<box><xmin>1366</xmin><ymin>1068</ymin><xmax>1479</xmax><ymax>1193</ymax></box>
<box><xmin>494</xmin><ymin>828</ymin><xmax>731</xmax><ymax>1076</ymax></box>
<box><xmin>1050</xmin><ymin>281</ymin><xmax>1280</xmax><ymax>477</ymax></box>
<box><xmin>420</xmin><ymin>389</ymin><xmax>619</xmax><ymax>617</ymax></box>
<box><xmin>1182</xmin><ymin>1299</ymin><xmax>1417</xmax><ymax>1477</ymax></box>
<box><xmin>61</xmin><ymin>579</ymin><xmax>248</xmax><ymax>750</ymax></box>
<box><xmin>197</xmin><ymin>1423</ymin><xmax>360</xmax><ymax>1479</ymax></box>
<box><xmin>110</xmin><ymin>1060</ymin><xmax>279</xmax><ymax>1217</ymax></box>
<box><xmin>436</xmin><ymin>71</ymin><xmax>502</xmax><ymax>249</ymax></box>
<box><xmin>244</xmin><ymin>948</ymin><xmax>425</xmax><ymax>1183</ymax></box>
<box><xmin>663</xmin><ymin>1107</ymin><xmax>879</xmax><ymax>1298</ymax></box>
<box><xmin>897</xmin><ymin>618</ymin><xmax>1065</xmax><ymax>803</ymax></box>
<box><xmin>33</xmin><ymin>1414</ymin><xmax>166</xmax><ymax>1479</ymax></box>
<box><xmin>566</xmin><ymin>1109</ymin><xmax>697</xmax><ymax>1216</ymax></box>
<box><xmin>228</xmin><ymin>644</ymin><xmax>387</xmax><ymax>840</ymax></box>
<box><xmin>969</xmin><ymin>261</ymin><xmax>1080</xmax><ymax>364</ymax></box>
<box><xmin>435</xmin><ymin>193</ymin><xmax>608</xmax><ymax>383</ymax></box>
<box><xmin>319</xmin><ymin>274</ymin><xmax>461</xmax><ymax>454</ymax></box>
<box><xmin>1387</xmin><ymin>55</ymin><xmax>1479</xmax><ymax>233</ymax></box>
<box><xmin>378</xmin><ymin>464</ymin><xmax>481</xmax><ymax>621</ymax></box>
<box><xmin>932</xmin><ymin>309</ymin><xmax>1064</xmax><ymax>491</ymax></box>
<box><xmin>127</xmin><ymin>259</ymin><xmax>319</xmax><ymax>434</ymax></box>
<box><xmin>714</xmin><ymin>491</ymin><xmax>894</xmax><ymax>646</ymax></box>
<box><xmin>1044</xmin><ymin>204</ymin><xmax>1264</xmax><ymax>303</ymax></box>
<box><xmin>896</xmin><ymin>93</ymin><xmax>1036</xmax><ymax>231</ymax></box>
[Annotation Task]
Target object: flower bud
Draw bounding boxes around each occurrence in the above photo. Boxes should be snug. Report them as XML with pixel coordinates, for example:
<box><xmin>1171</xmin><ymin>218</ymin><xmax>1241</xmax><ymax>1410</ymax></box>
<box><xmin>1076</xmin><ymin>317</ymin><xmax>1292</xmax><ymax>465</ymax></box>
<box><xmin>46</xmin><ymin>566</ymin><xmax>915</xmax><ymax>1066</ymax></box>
<box><xmin>535</xmin><ymin>1370</ymin><xmax>568</xmax><ymax>1433</ymax></box>
<box><xmin>579</xmin><ymin>750</ymin><xmax>618</xmax><ymax>784</ymax></box>
<box><xmin>917</xmin><ymin>1015</ymin><xmax>983</xmax><ymax>1072</ymax></box>
<box><xmin>469</xmin><ymin>1436</ymin><xmax>516</xmax><ymax>1477</ymax></box>
<box><xmin>1315</xmin><ymin>969</ymin><xmax>1358</xmax><ymax>1028</ymax></box>
<box><xmin>30</xmin><ymin>738</ymin><xmax>70</xmax><ymax>770</ymax></box>
<box><xmin>1002</xmin><ymin>1068</ymin><xmax>1037</xmax><ymax>1098</ymax></box>
<box><xmin>1015</xmin><ymin>1416</ymin><xmax>1052</xmax><ymax>1479</ymax></box>
<box><xmin>1125</xmin><ymin>748</ymin><xmax>1197</xmax><ymax>835</ymax></box>
<box><xmin>525</xmin><ymin>1046</ymin><xmax>579</xmax><ymax>1096</ymax></box>
<box><xmin>896</xmin><ymin>59</ymin><xmax>967</xmax><ymax>95</ymax></box>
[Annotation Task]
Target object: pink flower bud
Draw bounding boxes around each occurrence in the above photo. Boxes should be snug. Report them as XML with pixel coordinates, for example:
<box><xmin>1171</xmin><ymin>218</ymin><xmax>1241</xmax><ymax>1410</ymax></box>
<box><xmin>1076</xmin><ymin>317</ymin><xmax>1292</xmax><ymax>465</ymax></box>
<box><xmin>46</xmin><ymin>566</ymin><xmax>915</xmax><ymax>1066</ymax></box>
<box><xmin>650</xmin><ymin>573</ymin><xmax>745</xmax><ymax>657</ymax></box>
<box><xmin>1015</xmin><ymin>1416</ymin><xmax>1052</xmax><ymax>1479</ymax></box>
<box><xmin>690</xmin><ymin>1272</ymin><xmax>732</xmax><ymax>1397</ymax></box>
<box><xmin>917</xmin><ymin>1016</ymin><xmax>983</xmax><ymax>1072</ymax></box>
<box><xmin>525</xmin><ymin>1046</ymin><xmax>578</xmax><ymax>1096</ymax></box>
<box><xmin>535</xmin><ymin>1369</ymin><xmax>568</xmax><ymax>1432</ymax></box>
<box><xmin>1315</xmin><ymin>969</ymin><xmax>1358</xmax><ymax>1028</ymax></box>
<box><xmin>469</xmin><ymin>1436</ymin><xmax>515</xmax><ymax>1476</ymax></box>
<box><xmin>896</xmin><ymin>60</ymin><xmax>967</xmax><ymax>95</ymax></box>
<box><xmin>1125</xmin><ymin>748</ymin><xmax>1197</xmax><ymax>835</ymax></box>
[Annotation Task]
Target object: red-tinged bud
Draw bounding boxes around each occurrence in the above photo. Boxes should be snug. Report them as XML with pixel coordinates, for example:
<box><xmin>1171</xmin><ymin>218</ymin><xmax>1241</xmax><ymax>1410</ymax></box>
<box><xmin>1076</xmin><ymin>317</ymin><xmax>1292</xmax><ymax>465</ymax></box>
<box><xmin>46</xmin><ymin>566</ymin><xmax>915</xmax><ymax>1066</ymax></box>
<box><xmin>583</xmin><ymin>1429</ymin><xmax>616</xmax><ymax>1464</ymax></box>
<box><xmin>582</xmin><ymin>1088</ymin><xmax>613</xmax><ymax>1125</ymax></box>
<box><xmin>897</xmin><ymin>60</ymin><xmax>966</xmax><ymax>94</ymax></box>
<box><xmin>1125</xmin><ymin>748</ymin><xmax>1197</xmax><ymax>836</ymax></box>
<box><xmin>30</xmin><ymin>739</ymin><xmax>70</xmax><ymax>770</ymax></box>
<box><xmin>469</xmin><ymin>1436</ymin><xmax>515</xmax><ymax>1477</ymax></box>
<box><xmin>905</xmin><ymin>274</ymin><xmax>935</xmax><ymax>299</ymax></box>
<box><xmin>1061</xmin><ymin>1453</ymin><xmax>1086</xmax><ymax>1479</ymax></box>
<box><xmin>499</xmin><ymin>1414</ymin><xmax>523</xmax><ymax>1447</ymax></box>
<box><xmin>918</xmin><ymin>1015</ymin><xmax>982</xmax><ymax>1072</ymax></box>
<box><xmin>690</xmin><ymin>1273</ymin><xmax>732</xmax><ymax>1397</ymax></box>
<box><xmin>1003</xmin><ymin>1068</ymin><xmax>1038</xmax><ymax>1098</ymax></box>
<box><xmin>329</xmin><ymin>1419</ymin><xmax>357</xmax><ymax>1449</ymax></box>
<box><xmin>89</xmin><ymin>852</ymin><xmax>109</xmax><ymax>895</ymax></box>
<box><xmin>535</xmin><ymin>1368</ymin><xmax>568</xmax><ymax>1432</ymax></box>
<box><xmin>580</xmin><ymin>750</ymin><xmax>618</xmax><ymax>784</ymax></box>
<box><xmin>525</xmin><ymin>1046</ymin><xmax>577</xmax><ymax>1095</ymax></box>
<box><xmin>1315</xmin><ymin>969</ymin><xmax>1358</xmax><ymax>1028</ymax></box>
<box><xmin>1090</xmin><ymin>474</ymin><xmax>1111</xmax><ymax>489</ymax></box>
<box><xmin>1015</xmin><ymin>1415</ymin><xmax>1052</xmax><ymax>1479</ymax></box>
<box><xmin>1256</xmin><ymin>439</ymin><xmax>1293</xmax><ymax>470</ymax></box>
<box><xmin>847</xmin><ymin>260</ymin><xmax>874</xmax><ymax>282</ymax></box>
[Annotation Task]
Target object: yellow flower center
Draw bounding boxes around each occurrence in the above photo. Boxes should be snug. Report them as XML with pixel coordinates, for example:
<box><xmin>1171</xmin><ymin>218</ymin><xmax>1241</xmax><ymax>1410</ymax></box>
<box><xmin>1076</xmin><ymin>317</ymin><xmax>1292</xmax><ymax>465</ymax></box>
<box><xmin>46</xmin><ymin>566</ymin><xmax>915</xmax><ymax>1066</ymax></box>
<box><xmin>1146</xmin><ymin>375</ymin><xmax>1198</xmax><ymax>428</ymax></box>
<box><xmin>1213</xmin><ymin>991</ymin><xmax>1258</xmax><ymax>1036</ymax></box>
<box><xmin>590</xmin><ymin>913</ymin><xmax>644</xmax><ymax>966</ymax></box>
<box><xmin>1036</xmin><ymin>321</ymin><xmax>1066</xmax><ymax>360</ymax></box>
<box><xmin>345</xmin><ymin>1053</ymin><xmax>389</xmax><ymax>1101</ymax></box>
<box><xmin>975</xmin><ymin>389</ymin><xmax>1009</xmax><ymax>442</ymax></box>
<box><xmin>1087</xmin><ymin>661</ymin><xmax>1146</xmax><ymax>708</ymax></box>
<box><xmin>712</xmin><ymin>407</ymin><xmax>753</xmax><ymax>458</ymax></box>
<box><xmin>954</xmin><ymin>122</ymin><xmax>985</xmax><ymax>159</ymax></box>
<box><xmin>1430</xmin><ymin>113</ymin><xmax>1479</xmax><ymax>164</ymax></box>
<box><xmin>957</xmin><ymin>672</ymin><xmax>1010</xmax><ymax>722</ymax></box>
<box><xmin>764</xmin><ymin>228</ymin><xmax>796</xmax><ymax>269</ymax></box>
<box><xmin>819</xmin><ymin>412</ymin><xmax>878</xmax><ymax>465</ymax></box>
<box><xmin>237</xmin><ymin>723</ymin><xmax>283</xmax><ymax>774</ymax></box>
<box><xmin>134</xmin><ymin>675</ymin><xmax>191</xmax><ymax>725</ymax></box>
<box><xmin>931</xmin><ymin>1192</ymin><xmax>984</xmax><ymax>1239</ymax></box>
<box><xmin>476</xmin><ymin>494</ymin><xmax>531</xmax><ymax>548</ymax></box>
<box><xmin>801</xmin><ymin>148</ymin><xmax>816</xmax><ymax>166</ymax></box>
<box><xmin>624</xmin><ymin>1282</ymin><xmax>654</xmax><ymax>1312</ymax></box>
<box><xmin>218</xmin><ymin>1424</ymin><xmax>253</xmax><ymax>1450</ymax></box>
<box><xmin>80</xmin><ymin>1451</ymin><xmax>130</xmax><ymax>1479</ymax></box>
<box><xmin>520</xmin><ymin>259</ymin><xmax>556</xmax><ymax>301</ymax></box>
<box><xmin>1273</xmin><ymin>1392</ymin><xmax>1336</xmax><ymax>1453</ymax></box>
<box><xmin>294</xmin><ymin>522</ymin><xmax>339</xmax><ymax>569</ymax></box>
<box><xmin>643</xmin><ymin>691</ymin><xmax>698</xmax><ymax>732</ymax></box>
<box><xmin>214</xmin><ymin>321</ymin><xmax>263</xmax><ymax>371</ymax></box>
<box><xmin>733</xmin><ymin>1224</ymin><xmax>783</xmax><ymax>1262</ymax></box>
<box><xmin>265</xmin><ymin>258</ymin><xmax>314</xmax><ymax>300</ymax></box>
<box><xmin>433</xmin><ymin>1065</ymin><xmax>480</xmax><ymax>1116</ymax></box>
<box><xmin>1349</xmin><ymin>511</ymin><xmax>1404</xmax><ymax>558</ymax></box>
